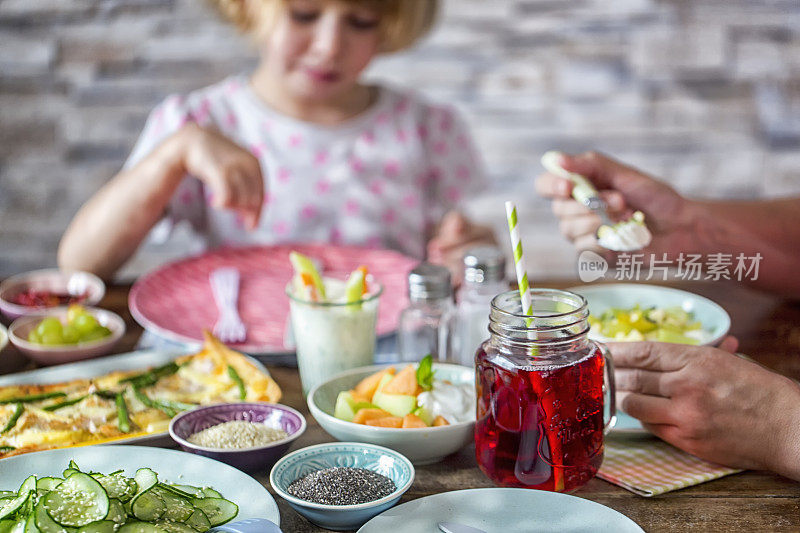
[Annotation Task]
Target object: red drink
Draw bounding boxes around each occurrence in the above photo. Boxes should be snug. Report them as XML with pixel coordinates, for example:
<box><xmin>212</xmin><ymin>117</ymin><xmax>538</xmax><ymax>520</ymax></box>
<box><xmin>475</xmin><ymin>345</ymin><xmax>605</xmax><ymax>491</ymax></box>
<box><xmin>474</xmin><ymin>289</ymin><xmax>614</xmax><ymax>492</ymax></box>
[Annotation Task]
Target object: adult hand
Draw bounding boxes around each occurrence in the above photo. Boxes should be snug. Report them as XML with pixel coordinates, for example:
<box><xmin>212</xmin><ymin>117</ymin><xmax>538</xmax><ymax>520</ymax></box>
<box><xmin>427</xmin><ymin>211</ymin><xmax>497</xmax><ymax>283</ymax></box>
<box><xmin>179</xmin><ymin>123</ymin><xmax>265</xmax><ymax>229</ymax></box>
<box><xmin>535</xmin><ymin>151</ymin><xmax>697</xmax><ymax>256</ymax></box>
<box><xmin>611</xmin><ymin>339</ymin><xmax>800</xmax><ymax>479</ymax></box>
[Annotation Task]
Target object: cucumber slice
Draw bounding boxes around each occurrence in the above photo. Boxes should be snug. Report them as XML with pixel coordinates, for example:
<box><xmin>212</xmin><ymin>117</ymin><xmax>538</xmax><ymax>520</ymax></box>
<box><xmin>61</xmin><ymin>469</ymin><xmax>78</xmax><ymax>479</ymax></box>
<box><xmin>131</xmin><ymin>491</ymin><xmax>165</xmax><ymax>522</ymax></box>
<box><xmin>117</xmin><ymin>524</ymin><xmax>167</xmax><ymax>533</ymax></box>
<box><xmin>0</xmin><ymin>520</ymin><xmax>16</xmax><ymax>533</ymax></box>
<box><xmin>36</xmin><ymin>478</ymin><xmax>62</xmax><ymax>492</ymax></box>
<box><xmin>199</xmin><ymin>488</ymin><xmax>221</xmax><ymax>499</ymax></box>
<box><xmin>184</xmin><ymin>510</ymin><xmax>210</xmax><ymax>532</ymax></box>
<box><xmin>68</xmin><ymin>460</ymin><xmax>80</xmax><ymax>470</ymax></box>
<box><xmin>33</xmin><ymin>500</ymin><xmax>65</xmax><ymax>533</ymax></box>
<box><xmin>0</xmin><ymin>476</ymin><xmax>35</xmax><ymax>520</ymax></box>
<box><xmin>43</xmin><ymin>473</ymin><xmax>110</xmax><ymax>527</ymax></box>
<box><xmin>23</xmin><ymin>513</ymin><xmax>40</xmax><ymax>533</ymax></box>
<box><xmin>154</xmin><ymin>523</ymin><xmax>196</xmax><ymax>533</ymax></box>
<box><xmin>157</xmin><ymin>484</ymin><xmax>195</xmax><ymax>500</ymax></box>
<box><xmin>289</xmin><ymin>251</ymin><xmax>326</xmax><ymax>300</ymax></box>
<box><xmin>133</xmin><ymin>469</ymin><xmax>157</xmax><ymax>495</ymax></box>
<box><xmin>94</xmin><ymin>474</ymin><xmax>136</xmax><ymax>502</ymax></box>
<box><xmin>0</xmin><ymin>493</ymin><xmax>14</xmax><ymax>499</ymax></box>
<box><xmin>166</xmin><ymin>485</ymin><xmax>202</xmax><ymax>498</ymax></box>
<box><xmin>6</xmin><ymin>520</ymin><xmax>24</xmax><ymax>533</ymax></box>
<box><xmin>153</xmin><ymin>489</ymin><xmax>192</xmax><ymax>522</ymax></box>
<box><xmin>190</xmin><ymin>498</ymin><xmax>238</xmax><ymax>527</ymax></box>
<box><xmin>76</xmin><ymin>521</ymin><xmax>115</xmax><ymax>533</ymax></box>
<box><xmin>105</xmin><ymin>499</ymin><xmax>125</xmax><ymax>526</ymax></box>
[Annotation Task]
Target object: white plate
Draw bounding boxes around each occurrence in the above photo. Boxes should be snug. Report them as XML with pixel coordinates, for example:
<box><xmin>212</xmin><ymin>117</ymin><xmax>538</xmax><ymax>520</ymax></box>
<box><xmin>0</xmin><ymin>349</ymin><xmax>271</xmax><ymax>445</ymax></box>
<box><xmin>0</xmin><ymin>445</ymin><xmax>280</xmax><ymax>525</ymax></box>
<box><xmin>568</xmin><ymin>283</ymin><xmax>730</xmax><ymax>347</ymax></box>
<box><xmin>358</xmin><ymin>488</ymin><xmax>643</xmax><ymax>532</ymax></box>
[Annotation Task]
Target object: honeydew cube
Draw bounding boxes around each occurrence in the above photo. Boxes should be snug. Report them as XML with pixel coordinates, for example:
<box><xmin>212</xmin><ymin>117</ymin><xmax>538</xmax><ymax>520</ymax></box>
<box><xmin>373</xmin><ymin>390</ymin><xmax>417</xmax><ymax>418</ymax></box>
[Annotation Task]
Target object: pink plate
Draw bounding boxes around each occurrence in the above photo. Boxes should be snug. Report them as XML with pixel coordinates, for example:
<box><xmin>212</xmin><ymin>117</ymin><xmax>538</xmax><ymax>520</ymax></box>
<box><xmin>129</xmin><ymin>244</ymin><xmax>418</xmax><ymax>354</ymax></box>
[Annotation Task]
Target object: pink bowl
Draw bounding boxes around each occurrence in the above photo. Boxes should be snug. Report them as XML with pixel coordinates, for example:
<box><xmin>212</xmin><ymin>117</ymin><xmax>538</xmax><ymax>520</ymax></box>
<box><xmin>8</xmin><ymin>307</ymin><xmax>125</xmax><ymax>366</ymax></box>
<box><xmin>0</xmin><ymin>269</ymin><xmax>105</xmax><ymax>320</ymax></box>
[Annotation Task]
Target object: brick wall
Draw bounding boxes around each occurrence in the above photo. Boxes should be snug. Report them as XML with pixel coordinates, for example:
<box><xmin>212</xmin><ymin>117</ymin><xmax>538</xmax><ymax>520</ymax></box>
<box><xmin>1</xmin><ymin>0</ymin><xmax>798</xmax><ymax>279</ymax></box>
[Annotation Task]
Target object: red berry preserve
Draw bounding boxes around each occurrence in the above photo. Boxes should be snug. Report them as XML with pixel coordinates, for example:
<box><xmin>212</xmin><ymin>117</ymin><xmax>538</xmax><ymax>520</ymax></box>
<box><xmin>474</xmin><ymin>289</ymin><xmax>615</xmax><ymax>492</ymax></box>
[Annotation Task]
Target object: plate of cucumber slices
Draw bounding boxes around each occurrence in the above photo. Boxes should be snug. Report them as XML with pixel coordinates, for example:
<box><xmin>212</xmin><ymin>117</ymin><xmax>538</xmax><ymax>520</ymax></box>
<box><xmin>0</xmin><ymin>445</ymin><xmax>279</xmax><ymax>532</ymax></box>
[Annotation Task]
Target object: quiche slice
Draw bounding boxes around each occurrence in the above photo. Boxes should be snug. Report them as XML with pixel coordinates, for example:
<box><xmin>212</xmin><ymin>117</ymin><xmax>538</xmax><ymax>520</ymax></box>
<box><xmin>0</xmin><ymin>332</ymin><xmax>281</xmax><ymax>458</ymax></box>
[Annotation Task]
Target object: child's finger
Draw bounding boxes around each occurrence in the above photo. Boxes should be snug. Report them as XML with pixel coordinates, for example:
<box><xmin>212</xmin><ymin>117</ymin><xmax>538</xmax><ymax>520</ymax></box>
<box><xmin>438</xmin><ymin>211</ymin><xmax>468</xmax><ymax>238</ymax></box>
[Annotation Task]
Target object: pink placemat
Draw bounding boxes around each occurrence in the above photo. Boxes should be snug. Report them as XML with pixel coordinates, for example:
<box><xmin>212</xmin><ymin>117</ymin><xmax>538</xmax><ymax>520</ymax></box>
<box><xmin>129</xmin><ymin>244</ymin><xmax>417</xmax><ymax>354</ymax></box>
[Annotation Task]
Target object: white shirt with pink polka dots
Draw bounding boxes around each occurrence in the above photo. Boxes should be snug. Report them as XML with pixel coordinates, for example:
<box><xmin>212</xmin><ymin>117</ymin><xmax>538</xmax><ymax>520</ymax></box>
<box><xmin>125</xmin><ymin>75</ymin><xmax>487</xmax><ymax>259</ymax></box>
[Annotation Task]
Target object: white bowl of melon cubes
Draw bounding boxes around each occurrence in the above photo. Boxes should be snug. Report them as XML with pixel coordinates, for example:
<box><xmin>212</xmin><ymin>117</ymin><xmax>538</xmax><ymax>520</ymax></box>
<box><xmin>307</xmin><ymin>356</ymin><xmax>475</xmax><ymax>465</ymax></box>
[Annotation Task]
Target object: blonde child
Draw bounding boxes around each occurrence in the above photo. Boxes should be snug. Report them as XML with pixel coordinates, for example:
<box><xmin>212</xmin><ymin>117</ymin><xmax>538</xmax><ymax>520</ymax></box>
<box><xmin>58</xmin><ymin>0</ymin><xmax>495</xmax><ymax>280</ymax></box>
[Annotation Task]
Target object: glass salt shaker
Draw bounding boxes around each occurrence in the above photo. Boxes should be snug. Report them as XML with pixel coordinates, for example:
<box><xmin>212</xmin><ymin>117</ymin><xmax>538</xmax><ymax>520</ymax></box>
<box><xmin>397</xmin><ymin>263</ymin><xmax>455</xmax><ymax>362</ymax></box>
<box><xmin>453</xmin><ymin>246</ymin><xmax>507</xmax><ymax>367</ymax></box>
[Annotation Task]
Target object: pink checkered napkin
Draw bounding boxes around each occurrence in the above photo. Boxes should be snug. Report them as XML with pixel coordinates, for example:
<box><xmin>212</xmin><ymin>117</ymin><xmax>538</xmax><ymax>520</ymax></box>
<box><xmin>598</xmin><ymin>438</ymin><xmax>742</xmax><ymax>497</ymax></box>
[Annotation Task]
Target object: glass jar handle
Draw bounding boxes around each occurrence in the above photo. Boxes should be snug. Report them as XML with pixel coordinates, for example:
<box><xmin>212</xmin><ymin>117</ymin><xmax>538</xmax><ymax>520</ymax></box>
<box><xmin>597</xmin><ymin>342</ymin><xmax>617</xmax><ymax>434</ymax></box>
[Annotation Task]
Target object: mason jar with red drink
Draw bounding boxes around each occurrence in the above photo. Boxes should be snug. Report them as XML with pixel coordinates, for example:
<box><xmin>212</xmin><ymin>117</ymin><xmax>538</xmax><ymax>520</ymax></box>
<box><xmin>475</xmin><ymin>288</ymin><xmax>616</xmax><ymax>492</ymax></box>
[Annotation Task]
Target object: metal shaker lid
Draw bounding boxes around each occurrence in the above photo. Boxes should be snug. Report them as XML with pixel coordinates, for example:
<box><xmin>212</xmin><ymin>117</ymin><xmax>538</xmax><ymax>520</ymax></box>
<box><xmin>463</xmin><ymin>246</ymin><xmax>506</xmax><ymax>284</ymax></box>
<box><xmin>408</xmin><ymin>262</ymin><xmax>452</xmax><ymax>300</ymax></box>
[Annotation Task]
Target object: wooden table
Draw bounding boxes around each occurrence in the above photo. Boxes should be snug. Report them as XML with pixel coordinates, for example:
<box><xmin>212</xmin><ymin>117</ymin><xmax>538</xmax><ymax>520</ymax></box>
<box><xmin>5</xmin><ymin>280</ymin><xmax>800</xmax><ymax>531</ymax></box>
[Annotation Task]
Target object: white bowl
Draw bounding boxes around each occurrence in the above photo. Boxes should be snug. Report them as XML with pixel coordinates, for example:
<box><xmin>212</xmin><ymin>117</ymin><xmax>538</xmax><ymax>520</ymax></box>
<box><xmin>8</xmin><ymin>306</ymin><xmax>125</xmax><ymax>366</ymax></box>
<box><xmin>308</xmin><ymin>363</ymin><xmax>475</xmax><ymax>465</ymax></box>
<box><xmin>568</xmin><ymin>283</ymin><xmax>731</xmax><ymax>346</ymax></box>
<box><xmin>0</xmin><ymin>269</ymin><xmax>105</xmax><ymax>320</ymax></box>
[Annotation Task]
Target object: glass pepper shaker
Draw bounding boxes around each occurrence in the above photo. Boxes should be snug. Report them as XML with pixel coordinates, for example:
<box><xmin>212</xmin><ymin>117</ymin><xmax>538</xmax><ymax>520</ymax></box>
<box><xmin>397</xmin><ymin>262</ymin><xmax>455</xmax><ymax>362</ymax></box>
<box><xmin>453</xmin><ymin>246</ymin><xmax>507</xmax><ymax>367</ymax></box>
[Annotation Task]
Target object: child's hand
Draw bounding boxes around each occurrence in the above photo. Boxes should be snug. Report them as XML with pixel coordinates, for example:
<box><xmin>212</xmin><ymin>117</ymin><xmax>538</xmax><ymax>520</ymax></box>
<box><xmin>428</xmin><ymin>211</ymin><xmax>497</xmax><ymax>283</ymax></box>
<box><xmin>180</xmin><ymin>124</ymin><xmax>265</xmax><ymax>229</ymax></box>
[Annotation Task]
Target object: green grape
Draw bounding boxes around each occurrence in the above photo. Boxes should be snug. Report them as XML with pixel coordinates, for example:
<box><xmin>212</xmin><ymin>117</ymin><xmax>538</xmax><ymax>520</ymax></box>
<box><xmin>40</xmin><ymin>330</ymin><xmax>65</xmax><ymax>345</ymax></box>
<box><xmin>61</xmin><ymin>324</ymin><xmax>80</xmax><ymax>344</ymax></box>
<box><xmin>72</xmin><ymin>313</ymin><xmax>99</xmax><ymax>335</ymax></box>
<box><xmin>27</xmin><ymin>330</ymin><xmax>41</xmax><ymax>344</ymax></box>
<box><xmin>66</xmin><ymin>304</ymin><xmax>88</xmax><ymax>324</ymax></box>
<box><xmin>36</xmin><ymin>317</ymin><xmax>63</xmax><ymax>337</ymax></box>
<box><xmin>80</xmin><ymin>326</ymin><xmax>111</xmax><ymax>343</ymax></box>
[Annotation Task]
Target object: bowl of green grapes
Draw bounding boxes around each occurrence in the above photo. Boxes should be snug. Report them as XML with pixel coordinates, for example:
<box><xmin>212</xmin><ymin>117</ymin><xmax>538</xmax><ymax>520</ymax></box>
<box><xmin>8</xmin><ymin>304</ymin><xmax>125</xmax><ymax>365</ymax></box>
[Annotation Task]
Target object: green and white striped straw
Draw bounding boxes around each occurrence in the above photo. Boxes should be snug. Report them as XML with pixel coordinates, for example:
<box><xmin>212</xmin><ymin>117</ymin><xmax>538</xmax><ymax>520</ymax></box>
<box><xmin>505</xmin><ymin>201</ymin><xmax>533</xmax><ymax>321</ymax></box>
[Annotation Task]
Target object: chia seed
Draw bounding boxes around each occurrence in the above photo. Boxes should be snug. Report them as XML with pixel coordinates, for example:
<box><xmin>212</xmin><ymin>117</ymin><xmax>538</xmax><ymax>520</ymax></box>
<box><xmin>286</xmin><ymin>467</ymin><xmax>395</xmax><ymax>505</ymax></box>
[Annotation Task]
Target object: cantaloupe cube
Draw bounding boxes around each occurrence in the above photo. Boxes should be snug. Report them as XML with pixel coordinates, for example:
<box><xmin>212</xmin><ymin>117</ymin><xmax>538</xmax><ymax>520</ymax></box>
<box><xmin>354</xmin><ymin>367</ymin><xmax>395</xmax><ymax>399</ymax></box>
<box><xmin>365</xmin><ymin>416</ymin><xmax>403</xmax><ymax>428</ymax></box>
<box><xmin>433</xmin><ymin>415</ymin><xmax>450</xmax><ymax>426</ymax></box>
<box><xmin>382</xmin><ymin>365</ymin><xmax>417</xmax><ymax>395</ymax></box>
<box><xmin>352</xmin><ymin>408</ymin><xmax>393</xmax><ymax>425</ymax></box>
<box><xmin>401</xmin><ymin>413</ymin><xmax>428</xmax><ymax>428</ymax></box>
<box><xmin>348</xmin><ymin>389</ymin><xmax>372</xmax><ymax>404</ymax></box>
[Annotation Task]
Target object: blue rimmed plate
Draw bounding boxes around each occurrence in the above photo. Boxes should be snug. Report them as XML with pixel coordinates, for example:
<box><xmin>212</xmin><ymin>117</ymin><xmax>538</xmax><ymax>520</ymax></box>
<box><xmin>358</xmin><ymin>488</ymin><xmax>643</xmax><ymax>532</ymax></box>
<box><xmin>0</xmin><ymin>445</ymin><xmax>280</xmax><ymax>525</ymax></box>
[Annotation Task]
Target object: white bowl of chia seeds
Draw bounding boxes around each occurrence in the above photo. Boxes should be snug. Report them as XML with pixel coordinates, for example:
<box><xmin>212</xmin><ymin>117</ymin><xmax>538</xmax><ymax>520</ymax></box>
<box><xmin>269</xmin><ymin>442</ymin><xmax>414</xmax><ymax>531</ymax></box>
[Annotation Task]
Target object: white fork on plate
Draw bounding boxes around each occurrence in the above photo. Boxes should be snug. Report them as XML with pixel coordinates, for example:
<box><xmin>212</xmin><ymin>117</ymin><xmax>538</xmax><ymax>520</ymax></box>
<box><xmin>210</xmin><ymin>267</ymin><xmax>247</xmax><ymax>343</ymax></box>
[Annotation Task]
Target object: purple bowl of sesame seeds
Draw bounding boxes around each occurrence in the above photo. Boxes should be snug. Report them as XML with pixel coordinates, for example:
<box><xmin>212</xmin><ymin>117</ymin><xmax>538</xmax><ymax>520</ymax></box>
<box><xmin>169</xmin><ymin>402</ymin><xmax>306</xmax><ymax>473</ymax></box>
